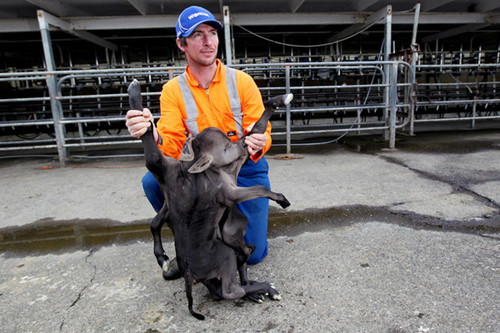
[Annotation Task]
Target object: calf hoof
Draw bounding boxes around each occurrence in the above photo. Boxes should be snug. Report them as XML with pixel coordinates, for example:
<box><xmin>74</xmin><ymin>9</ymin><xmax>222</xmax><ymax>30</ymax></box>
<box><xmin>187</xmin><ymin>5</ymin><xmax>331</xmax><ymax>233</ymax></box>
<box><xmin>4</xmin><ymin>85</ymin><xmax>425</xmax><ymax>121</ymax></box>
<box><xmin>278</xmin><ymin>196</ymin><xmax>291</xmax><ymax>209</ymax></box>
<box><xmin>162</xmin><ymin>258</ymin><xmax>182</xmax><ymax>280</ymax></box>
<box><xmin>246</xmin><ymin>293</ymin><xmax>264</xmax><ymax>304</ymax></box>
<box><xmin>245</xmin><ymin>282</ymin><xmax>281</xmax><ymax>303</ymax></box>
<box><xmin>268</xmin><ymin>287</ymin><xmax>281</xmax><ymax>301</ymax></box>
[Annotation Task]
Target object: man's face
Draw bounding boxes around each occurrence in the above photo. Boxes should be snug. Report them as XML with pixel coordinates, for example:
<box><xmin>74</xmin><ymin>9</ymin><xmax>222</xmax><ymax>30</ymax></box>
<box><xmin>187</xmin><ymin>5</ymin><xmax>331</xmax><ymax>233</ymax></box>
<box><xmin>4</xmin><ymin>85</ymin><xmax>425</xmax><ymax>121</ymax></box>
<box><xmin>178</xmin><ymin>24</ymin><xmax>219</xmax><ymax>67</ymax></box>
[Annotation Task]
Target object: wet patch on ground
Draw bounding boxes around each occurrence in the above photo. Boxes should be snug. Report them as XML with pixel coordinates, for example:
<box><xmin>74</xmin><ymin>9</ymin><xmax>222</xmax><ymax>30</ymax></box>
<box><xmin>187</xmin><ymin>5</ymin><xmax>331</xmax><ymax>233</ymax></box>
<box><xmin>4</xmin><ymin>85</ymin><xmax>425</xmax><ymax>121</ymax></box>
<box><xmin>1</xmin><ymin>205</ymin><xmax>498</xmax><ymax>257</ymax></box>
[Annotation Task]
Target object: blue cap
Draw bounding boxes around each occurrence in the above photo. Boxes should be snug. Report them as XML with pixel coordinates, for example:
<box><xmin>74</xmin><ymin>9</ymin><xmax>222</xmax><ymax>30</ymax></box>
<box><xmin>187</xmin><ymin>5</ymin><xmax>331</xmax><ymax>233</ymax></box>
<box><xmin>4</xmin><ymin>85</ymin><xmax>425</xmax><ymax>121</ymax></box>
<box><xmin>175</xmin><ymin>6</ymin><xmax>223</xmax><ymax>38</ymax></box>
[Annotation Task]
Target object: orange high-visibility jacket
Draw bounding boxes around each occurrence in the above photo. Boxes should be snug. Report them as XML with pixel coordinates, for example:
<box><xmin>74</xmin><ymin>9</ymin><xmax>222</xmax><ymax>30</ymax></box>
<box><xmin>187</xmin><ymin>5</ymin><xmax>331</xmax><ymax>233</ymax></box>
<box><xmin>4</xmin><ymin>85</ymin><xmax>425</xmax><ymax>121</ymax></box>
<box><xmin>156</xmin><ymin>59</ymin><xmax>271</xmax><ymax>162</ymax></box>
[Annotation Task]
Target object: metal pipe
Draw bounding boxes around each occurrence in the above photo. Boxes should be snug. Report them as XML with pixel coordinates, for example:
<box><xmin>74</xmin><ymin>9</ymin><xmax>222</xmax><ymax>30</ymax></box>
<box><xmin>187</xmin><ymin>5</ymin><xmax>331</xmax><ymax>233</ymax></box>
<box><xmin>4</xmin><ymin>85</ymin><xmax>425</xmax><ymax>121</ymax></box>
<box><xmin>1</xmin><ymin>60</ymin><xmax>499</xmax><ymax>162</ymax></box>
<box><xmin>223</xmin><ymin>6</ymin><xmax>233</xmax><ymax>66</ymax></box>
<box><xmin>37</xmin><ymin>10</ymin><xmax>67</xmax><ymax>165</ymax></box>
<box><xmin>383</xmin><ymin>5</ymin><xmax>392</xmax><ymax>141</ymax></box>
<box><xmin>285</xmin><ymin>65</ymin><xmax>291</xmax><ymax>154</ymax></box>
<box><xmin>389</xmin><ymin>62</ymin><xmax>398</xmax><ymax>149</ymax></box>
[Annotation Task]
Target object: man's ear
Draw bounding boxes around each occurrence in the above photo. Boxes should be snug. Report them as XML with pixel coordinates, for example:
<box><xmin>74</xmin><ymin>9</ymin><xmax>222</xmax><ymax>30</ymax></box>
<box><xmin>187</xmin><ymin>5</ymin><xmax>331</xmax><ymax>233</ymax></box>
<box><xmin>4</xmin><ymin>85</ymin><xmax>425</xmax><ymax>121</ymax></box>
<box><xmin>176</xmin><ymin>38</ymin><xmax>186</xmax><ymax>52</ymax></box>
<box><xmin>187</xmin><ymin>154</ymin><xmax>213</xmax><ymax>173</ymax></box>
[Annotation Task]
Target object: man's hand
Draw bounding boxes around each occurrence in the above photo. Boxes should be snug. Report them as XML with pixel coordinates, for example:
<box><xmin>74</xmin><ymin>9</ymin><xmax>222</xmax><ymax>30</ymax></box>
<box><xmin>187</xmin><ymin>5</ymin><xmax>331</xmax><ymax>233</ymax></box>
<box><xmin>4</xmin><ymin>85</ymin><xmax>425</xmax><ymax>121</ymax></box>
<box><xmin>125</xmin><ymin>108</ymin><xmax>158</xmax><ymax>142</ymax></box>
<box><xmin>245</xmin><ymin>123</ymin><xmax>267</xmax><ymax>155</ymax></box>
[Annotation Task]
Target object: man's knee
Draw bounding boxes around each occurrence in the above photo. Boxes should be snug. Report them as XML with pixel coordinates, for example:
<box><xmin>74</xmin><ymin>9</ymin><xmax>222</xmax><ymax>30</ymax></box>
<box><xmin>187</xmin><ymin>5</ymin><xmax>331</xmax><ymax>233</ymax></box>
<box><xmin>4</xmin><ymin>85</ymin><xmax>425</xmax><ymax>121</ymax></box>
<box><xmin>142</xmin><ymin>172</ymin><xmax>164</xmax><ymax>211</ymax></box>
<box><xmin>247</xmin><ymin>241</ymin><xmax>268</xmax><ymax>265</ymax></box>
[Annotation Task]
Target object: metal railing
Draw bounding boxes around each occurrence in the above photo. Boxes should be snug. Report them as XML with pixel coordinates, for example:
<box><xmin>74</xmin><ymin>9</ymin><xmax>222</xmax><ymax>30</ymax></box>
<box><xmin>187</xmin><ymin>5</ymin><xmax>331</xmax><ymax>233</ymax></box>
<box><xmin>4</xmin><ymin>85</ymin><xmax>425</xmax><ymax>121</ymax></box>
<box><xmin>2</xmin><ymin>59</ymin><xmax>498</xmax><ymax>165</ymax></box>
<box><xmin>413</xmin><ymin>63</ymin><xmax>500</xmax><ymax>129</ymax></box>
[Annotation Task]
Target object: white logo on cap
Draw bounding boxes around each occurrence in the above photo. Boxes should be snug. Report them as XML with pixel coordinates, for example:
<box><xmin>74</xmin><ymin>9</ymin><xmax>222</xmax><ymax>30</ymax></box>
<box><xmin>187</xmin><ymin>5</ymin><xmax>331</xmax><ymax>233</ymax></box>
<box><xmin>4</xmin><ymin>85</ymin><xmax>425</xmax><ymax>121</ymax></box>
<box><xmin>188</xmin><ymin>12</ymin><xmax>210</xmax><ymax>20</ymax></box>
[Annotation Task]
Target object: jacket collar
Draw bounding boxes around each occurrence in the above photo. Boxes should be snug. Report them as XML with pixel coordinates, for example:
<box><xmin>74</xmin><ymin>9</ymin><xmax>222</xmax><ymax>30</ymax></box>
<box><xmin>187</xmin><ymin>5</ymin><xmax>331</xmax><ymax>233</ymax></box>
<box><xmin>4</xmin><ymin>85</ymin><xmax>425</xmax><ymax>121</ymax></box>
<box><xmin>184</xmin><ymin>59</ymin><xmax>223</xmax><ymax>87</ymax></box>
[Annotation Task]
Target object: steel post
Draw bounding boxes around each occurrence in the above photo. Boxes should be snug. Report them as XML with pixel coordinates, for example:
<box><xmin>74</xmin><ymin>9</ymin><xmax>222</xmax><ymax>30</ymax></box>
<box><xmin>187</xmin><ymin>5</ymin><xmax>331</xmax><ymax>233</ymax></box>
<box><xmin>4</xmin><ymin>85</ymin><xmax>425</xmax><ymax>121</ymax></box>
<box><xmin>37</xmin><ymin>10</ymin><xmax>67</xmax><ymax>165</ymax></box>
<box><xmin>383</xmin><ymin>5</ymin><xmax>392</xmax><ymax>141</ymax></box>
<box><xmin>223</xmin><ymin>6</ymin><xmax>233</xmax><ymax>66</ymax></box>
<box><xmin>389</xmin><ymin>62</ymin><xmax>398</xmax><ymax>149</ymax></box>
<box><xmin>285</xmin><ymin>65</ymin><xmax>292</xmax><ymax>154</ymax></box>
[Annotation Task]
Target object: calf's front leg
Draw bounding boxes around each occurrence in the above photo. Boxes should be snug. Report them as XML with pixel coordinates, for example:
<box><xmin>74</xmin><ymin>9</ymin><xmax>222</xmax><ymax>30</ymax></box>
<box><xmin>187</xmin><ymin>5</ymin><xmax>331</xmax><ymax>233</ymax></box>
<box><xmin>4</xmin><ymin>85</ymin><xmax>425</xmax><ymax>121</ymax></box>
<box><xmin>226</xmin><ymin>185</ymin><xmax>291</xmax><ymax>209</ymax></box>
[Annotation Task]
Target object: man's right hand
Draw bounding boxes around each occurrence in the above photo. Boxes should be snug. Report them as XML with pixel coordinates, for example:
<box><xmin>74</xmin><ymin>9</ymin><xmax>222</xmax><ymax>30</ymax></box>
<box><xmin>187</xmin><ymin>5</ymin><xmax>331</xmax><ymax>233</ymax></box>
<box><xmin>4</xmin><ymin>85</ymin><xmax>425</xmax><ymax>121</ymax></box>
<box><xmin>125</xmin><ymin>108</ymin><xmax>154</xmax><ymax>139</ymax></box>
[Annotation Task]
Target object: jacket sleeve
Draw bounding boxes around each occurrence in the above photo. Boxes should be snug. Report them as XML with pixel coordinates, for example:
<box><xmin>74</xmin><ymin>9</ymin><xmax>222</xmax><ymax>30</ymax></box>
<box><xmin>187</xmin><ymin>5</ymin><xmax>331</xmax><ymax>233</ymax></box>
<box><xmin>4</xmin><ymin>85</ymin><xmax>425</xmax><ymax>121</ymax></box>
<box><xmin>237</xmin><ymin>71</ymin><xmax>272</xmax><ymax>162</ymax></box>
<box><xmin>156</xmin><ymin>79</ymin><xmax>187</xmax><ymax>159</ymax></box>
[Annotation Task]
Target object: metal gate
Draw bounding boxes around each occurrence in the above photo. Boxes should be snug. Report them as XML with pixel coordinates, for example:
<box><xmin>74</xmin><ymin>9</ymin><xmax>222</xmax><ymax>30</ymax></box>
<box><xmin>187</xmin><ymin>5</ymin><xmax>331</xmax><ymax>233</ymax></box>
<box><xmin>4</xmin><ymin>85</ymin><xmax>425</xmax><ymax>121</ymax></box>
<box><xmin>0</xmin><ymin>60</ymin><xmax>416</xmax><ymax>165</ymax></box>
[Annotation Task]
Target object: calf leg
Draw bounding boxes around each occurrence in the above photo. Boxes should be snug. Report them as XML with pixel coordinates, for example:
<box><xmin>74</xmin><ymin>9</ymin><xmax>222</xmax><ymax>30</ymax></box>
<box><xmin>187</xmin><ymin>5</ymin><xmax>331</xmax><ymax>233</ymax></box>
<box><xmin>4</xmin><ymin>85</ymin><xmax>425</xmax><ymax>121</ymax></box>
<box><xmin>230</xmin><ymin>185</ymin><xmax>290</xmax><ymax>209</ymax></box>
<box><xmin>243</xmin><ymin>281</ymin><xmax>281</xmax><ymax>302</ymax></box>
<box><xmin>150</xmin><ymin>205</ymin><xmax>170</xmax><ymax>272</ymax></box>
<box><xmin>221</xmin><ymin>206</ymin><xmax>254</xmax><ymax>285</ymax></box>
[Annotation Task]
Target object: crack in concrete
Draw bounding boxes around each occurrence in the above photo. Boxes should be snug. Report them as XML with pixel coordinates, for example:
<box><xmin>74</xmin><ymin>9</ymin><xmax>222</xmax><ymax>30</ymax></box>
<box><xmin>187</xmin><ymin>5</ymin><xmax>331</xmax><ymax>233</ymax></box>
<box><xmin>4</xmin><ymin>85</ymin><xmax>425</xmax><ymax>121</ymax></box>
<box><xmin>376</xmin><ymin>153</ymin><xmax>500</xmax><ymax>210</ymax></box>
<box><xmin>59</xmin><ymin>248</ymin><xmax>98</xmax><ymax>332</ymax></box>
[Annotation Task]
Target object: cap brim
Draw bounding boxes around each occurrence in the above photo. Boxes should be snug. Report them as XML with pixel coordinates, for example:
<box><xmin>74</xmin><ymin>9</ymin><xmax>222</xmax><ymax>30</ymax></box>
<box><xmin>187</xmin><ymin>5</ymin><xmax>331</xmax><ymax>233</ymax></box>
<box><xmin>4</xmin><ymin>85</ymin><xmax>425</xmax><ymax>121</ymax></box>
<box><xmin>181</xmin><ymin>19</ymin><xmax>223</xmax><ymax>37</ymax></box>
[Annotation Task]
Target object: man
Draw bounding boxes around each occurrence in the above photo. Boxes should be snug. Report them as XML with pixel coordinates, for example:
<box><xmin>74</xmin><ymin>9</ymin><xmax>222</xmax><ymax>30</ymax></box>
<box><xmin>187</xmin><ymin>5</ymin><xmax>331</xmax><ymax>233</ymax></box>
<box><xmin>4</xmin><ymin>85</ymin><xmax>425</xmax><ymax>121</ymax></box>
<box><xmin>125</xmin><ymin>6</ymin><xmax>272</xmax><ymax>278</ymax></box>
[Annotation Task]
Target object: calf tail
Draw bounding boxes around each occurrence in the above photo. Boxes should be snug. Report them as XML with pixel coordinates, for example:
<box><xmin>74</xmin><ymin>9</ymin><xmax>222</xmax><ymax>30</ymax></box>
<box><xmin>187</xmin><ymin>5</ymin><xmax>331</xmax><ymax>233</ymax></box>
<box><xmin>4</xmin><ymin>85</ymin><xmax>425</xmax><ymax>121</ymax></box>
<box><xmin>185</xmin><ymin>270</ymin><xmax>205</xmax><ymax>320</ymax></box>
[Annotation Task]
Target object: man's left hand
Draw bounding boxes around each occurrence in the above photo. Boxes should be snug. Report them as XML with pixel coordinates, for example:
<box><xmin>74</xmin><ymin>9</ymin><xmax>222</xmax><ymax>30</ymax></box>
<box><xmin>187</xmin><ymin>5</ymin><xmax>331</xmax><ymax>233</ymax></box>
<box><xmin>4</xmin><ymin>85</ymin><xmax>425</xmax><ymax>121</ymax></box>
<box><xmin>245</xmin><ymin>123</ymin><xmax>267</xmax><ymax>155</ymax></box>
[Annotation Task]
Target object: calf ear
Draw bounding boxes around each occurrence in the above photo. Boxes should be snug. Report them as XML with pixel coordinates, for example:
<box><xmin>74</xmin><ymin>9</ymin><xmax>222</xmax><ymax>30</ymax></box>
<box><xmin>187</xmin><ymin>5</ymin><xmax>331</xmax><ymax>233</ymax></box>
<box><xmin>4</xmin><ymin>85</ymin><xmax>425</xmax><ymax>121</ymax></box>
<box><xmin>180</xmin><ymin>135</ymin><xmax>194</xmax><ymax>161</ymax></box>
<box><xmin>187</xmin><ymin>154</ymin><xmax>213</xmax><ymax>173</ymax></box>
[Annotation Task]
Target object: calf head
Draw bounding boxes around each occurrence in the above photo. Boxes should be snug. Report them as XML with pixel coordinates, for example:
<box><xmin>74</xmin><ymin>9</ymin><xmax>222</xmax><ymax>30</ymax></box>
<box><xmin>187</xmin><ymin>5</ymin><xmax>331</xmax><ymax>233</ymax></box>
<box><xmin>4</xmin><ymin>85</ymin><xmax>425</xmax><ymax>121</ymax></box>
<box><xmin>181</xmin><ymin>93</ymin><xmax>294</xmax><ymax>175</ymax></box>
<box><xmin>184</xmin><ymin>127</ymin><xmax>248</xmax><ymax>174</ymax></box>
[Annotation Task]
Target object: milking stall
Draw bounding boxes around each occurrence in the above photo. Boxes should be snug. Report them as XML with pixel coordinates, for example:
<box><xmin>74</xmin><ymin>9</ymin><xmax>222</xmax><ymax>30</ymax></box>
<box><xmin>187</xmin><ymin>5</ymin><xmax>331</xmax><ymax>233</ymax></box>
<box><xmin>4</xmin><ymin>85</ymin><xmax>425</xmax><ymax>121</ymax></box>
<box><xmin>0</xmin><ymin>0</ymin><xmax>499</xmax><ymax>165</ymax></box>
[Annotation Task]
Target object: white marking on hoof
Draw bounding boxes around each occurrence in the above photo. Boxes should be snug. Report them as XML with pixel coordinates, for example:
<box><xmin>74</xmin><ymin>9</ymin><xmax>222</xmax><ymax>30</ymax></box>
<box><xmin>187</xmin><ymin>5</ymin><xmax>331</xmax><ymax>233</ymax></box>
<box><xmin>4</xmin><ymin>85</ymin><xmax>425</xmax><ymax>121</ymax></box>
<box><xmin>162</xmin><ymin>261</ymin><xmax>170</xmax><ymax>273</ymax></box>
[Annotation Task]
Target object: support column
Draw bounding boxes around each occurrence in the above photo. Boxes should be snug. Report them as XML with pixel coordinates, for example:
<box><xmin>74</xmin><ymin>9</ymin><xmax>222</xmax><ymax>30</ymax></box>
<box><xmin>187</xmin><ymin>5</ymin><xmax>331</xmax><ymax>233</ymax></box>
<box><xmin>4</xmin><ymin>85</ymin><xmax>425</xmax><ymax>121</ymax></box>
<box><xmin>389</xmin><ymin>62</ymin><xmax>398</xmax><ymax>149</ymax></box>
<box><xmin>383</xmin><ymin>5</ymin><xmax>392</xmax><ymax>141</ymax></box>
<box><xmin>223</xmin><ymin>6</ymin><xmax>233</xmax><ymax>66</ymax></box>
<box><xmin>285</xmin><ymin>65</ymin><xmax>292</xmax><ymax>155</ymax></box>
<box><xmin>409</xmin><ymin>3</ymin><xmax>421</xmax><ymax>136</ymax></box>
<box><xmin>37</xmin><ymin>10</ymin><xmax>67</xmax><ymax>165</ymax></box>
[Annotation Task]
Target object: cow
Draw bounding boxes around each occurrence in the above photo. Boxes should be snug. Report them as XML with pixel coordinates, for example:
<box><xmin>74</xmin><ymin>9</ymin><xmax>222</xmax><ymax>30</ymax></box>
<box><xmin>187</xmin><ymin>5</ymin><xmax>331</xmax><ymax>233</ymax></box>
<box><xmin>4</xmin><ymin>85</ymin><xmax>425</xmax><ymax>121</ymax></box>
<box><xmin>128</xmin><ymin>79</ymin><xmax>292</xmax><ymax>320</ymax></box>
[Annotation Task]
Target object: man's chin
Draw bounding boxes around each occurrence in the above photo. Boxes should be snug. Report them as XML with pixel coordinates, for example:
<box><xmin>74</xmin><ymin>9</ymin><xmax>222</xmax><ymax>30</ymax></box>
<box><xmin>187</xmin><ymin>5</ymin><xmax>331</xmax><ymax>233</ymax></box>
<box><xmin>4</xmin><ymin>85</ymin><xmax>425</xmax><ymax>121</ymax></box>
<box><xmin>198</xmin><ymin>57</ymin><xmax>217</xmax><ymax>66</ymax></box>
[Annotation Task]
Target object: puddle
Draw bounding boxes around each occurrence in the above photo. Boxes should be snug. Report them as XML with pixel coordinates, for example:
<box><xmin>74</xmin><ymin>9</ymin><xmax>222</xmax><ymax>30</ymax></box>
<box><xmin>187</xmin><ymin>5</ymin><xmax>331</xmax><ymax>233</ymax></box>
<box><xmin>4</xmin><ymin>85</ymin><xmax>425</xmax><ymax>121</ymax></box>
<box><xmin>2</xmin><ymin>206</ymin><xmax>498</xmax><ymax>256</ymax></box>
<box><xmin>0</xmin><ymin>220</ymin><xmax>170</xmax><ymax>255</ymax></box>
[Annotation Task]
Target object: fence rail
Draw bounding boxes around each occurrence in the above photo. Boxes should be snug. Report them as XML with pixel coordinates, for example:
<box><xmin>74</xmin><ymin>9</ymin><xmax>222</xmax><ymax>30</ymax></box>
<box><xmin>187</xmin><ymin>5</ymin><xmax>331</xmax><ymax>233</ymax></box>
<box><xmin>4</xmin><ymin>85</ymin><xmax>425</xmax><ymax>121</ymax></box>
<box><xmin>1</xmin><ymin>60</ymin><xmax>498</xmax><ymax>164</ymax></box>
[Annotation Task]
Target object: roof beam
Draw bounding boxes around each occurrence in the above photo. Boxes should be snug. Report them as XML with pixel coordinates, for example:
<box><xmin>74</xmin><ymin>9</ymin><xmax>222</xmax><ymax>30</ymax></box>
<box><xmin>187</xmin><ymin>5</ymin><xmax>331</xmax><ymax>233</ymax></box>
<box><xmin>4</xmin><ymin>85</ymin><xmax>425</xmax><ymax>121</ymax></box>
<box><xmin>0</xmin><ymin>18</ymin><xmax>39</xmax><ymax>31</ymax></box>
<box><xmin>326</xmin><ymin>6</ymin><xmax>390</xmax><ymax>43</ymax></box>
<box><xmin>421</xmin><ymin>12</ymin><xmax>500</xmax><ymax>42</ymax></box>
<box><xmin>420</xmin><ymin>0</ymin><xmax>454</xmax><ymax>12</ymax></box>
<box><xmin>36</xmin><ymin>10</ymin><xmax>118</xmax><ymax>51</ymax></box>
<box><xmin>128</xmin><ymin>0</ymin><xmax>148</xmax><ymax>16</ymax></box>
<box><xmin>27</xmin><ymin>0</ymin><xmax>91</xmax><ymax>17</ymax></box>
<box><xmin>290</xmin><ymin>0</ymin><xmax>306</xmax><ymax>13</ymax></box>
<box><xmin>355</xmin><ymin>0</ymin><xmax>379</xmax><ymax>12</ymax></box>
<box><xmin>0</xmin><ymin>12</ymin><xmax>495</xmax><ymax>33</ymax></box>
<box><xmin>475</xmin><ymin>0</ymin><xmax>500</xmax><ymax>12</ymax></box>
<box><xmin>422</xmin><ymin>23</ymin><xmax>489</xmax><ymax>42</ymax></box>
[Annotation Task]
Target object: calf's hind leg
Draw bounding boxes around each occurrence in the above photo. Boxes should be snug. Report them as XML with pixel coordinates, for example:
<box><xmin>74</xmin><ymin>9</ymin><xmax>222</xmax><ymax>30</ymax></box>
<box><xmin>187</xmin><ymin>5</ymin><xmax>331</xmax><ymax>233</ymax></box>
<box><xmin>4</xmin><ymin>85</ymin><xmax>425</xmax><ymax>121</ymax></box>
<box><xmin>150</xmin><ymin>206</ymin><xmax>170</xmax><ymax>273</ymax></box>
<box><xmin>221</xmin><ymin>206</ymin><xmax>254</xmax><ymax>285</ymax></box>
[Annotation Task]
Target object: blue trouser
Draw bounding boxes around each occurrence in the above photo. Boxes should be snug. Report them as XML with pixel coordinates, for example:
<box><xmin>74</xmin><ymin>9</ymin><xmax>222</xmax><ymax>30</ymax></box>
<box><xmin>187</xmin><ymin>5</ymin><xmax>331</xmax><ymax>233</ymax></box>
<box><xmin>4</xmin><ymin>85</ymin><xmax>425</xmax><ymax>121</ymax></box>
<box><xmin>142</xmin><ymin>157</ymin><xmax>270</xmax><ymax>265</ymax></box>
